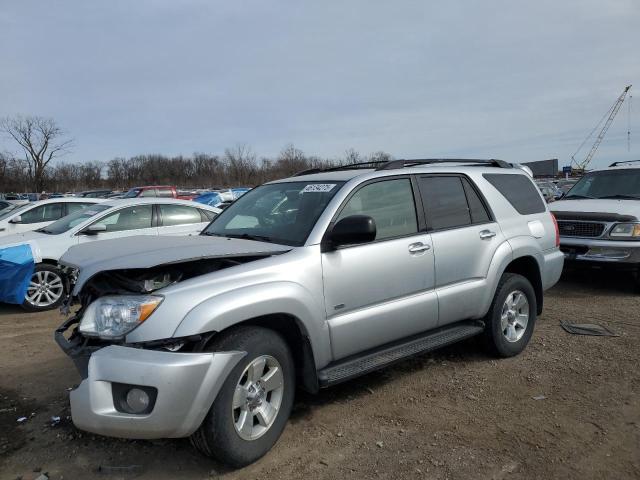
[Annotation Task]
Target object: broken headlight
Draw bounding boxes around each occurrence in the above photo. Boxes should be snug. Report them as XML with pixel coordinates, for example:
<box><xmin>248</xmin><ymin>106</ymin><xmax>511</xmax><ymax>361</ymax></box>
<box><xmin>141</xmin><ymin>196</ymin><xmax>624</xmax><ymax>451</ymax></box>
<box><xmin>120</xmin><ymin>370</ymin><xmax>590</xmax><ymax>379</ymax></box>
<box><xmin>79</xmin><ymin>295</ymin><xmax>163</xmax><ymax>340</ymax></box>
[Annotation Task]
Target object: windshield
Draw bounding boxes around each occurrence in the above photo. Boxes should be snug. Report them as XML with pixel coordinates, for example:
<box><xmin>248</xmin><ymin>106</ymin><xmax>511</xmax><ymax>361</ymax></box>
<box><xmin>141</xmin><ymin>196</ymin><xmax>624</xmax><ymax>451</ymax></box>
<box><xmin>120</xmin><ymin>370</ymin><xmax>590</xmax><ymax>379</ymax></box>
<box><xmin>124</xmin><ymin>188</ymin><xmax>141</xmax><ymax>198</ymax></box>
<box><xmin>566</xmin><ymin>169</ymin><xmax>640</xmax><ymax>199</ymax></box>
<box><xmin>0</xmin><ymin>203</ymin><xmax>31</xmax><ymax>221</ymax></box>
<box><xmin>38</xmin><ymin>205</ymin><xmax>111</xmax><ymax>234</ymax></box>
<box><xmin>202</xmin><ymin>181</ymin><xmax>345</xmax><ymax>246</ymax></box>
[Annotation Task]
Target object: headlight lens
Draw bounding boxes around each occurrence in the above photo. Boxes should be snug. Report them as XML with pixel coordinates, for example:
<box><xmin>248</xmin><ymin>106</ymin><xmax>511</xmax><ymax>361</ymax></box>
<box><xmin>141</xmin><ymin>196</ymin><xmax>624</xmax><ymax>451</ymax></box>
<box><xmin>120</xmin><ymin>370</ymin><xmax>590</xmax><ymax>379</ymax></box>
<box><xmin>79</xmin><ymin>295</ymin><xmax>162</xmax><ymax>339</ymax></box>
<box><xmin>609</xmin><ymin>223</ymin><xmax>640</xmax><ymax>238</ymax></box>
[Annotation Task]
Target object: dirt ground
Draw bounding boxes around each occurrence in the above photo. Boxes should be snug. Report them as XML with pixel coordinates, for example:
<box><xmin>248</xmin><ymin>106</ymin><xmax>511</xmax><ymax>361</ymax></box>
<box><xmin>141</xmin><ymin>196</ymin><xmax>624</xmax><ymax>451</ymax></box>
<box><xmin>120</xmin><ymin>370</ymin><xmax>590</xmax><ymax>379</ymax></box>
<box><xmin>1</xmin><ymin>268</ymin><xmax>639</xmax><ymax>480</ymax></box>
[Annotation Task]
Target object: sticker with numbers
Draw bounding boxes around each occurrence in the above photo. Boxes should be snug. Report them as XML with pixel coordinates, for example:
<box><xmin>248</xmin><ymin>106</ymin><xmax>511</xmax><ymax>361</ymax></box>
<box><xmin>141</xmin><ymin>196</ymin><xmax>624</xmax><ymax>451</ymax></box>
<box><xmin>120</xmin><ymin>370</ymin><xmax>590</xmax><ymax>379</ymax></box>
<box><xmin>301</xmin><ymin>184</ymin><xmax>336</xmax><ymax>193</ymax></box>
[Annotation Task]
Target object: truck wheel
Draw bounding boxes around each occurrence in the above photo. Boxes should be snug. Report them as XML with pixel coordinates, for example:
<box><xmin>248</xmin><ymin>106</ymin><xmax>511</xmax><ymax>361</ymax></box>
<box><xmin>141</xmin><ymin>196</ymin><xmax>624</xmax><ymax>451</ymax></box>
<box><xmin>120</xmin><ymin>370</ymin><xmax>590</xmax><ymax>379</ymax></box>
<box><xmin>483</xmin><ymin>273</ymin><xmax>537</xmax><ymax>357</ymax></box>
<box><xmin>21</xmin><ymin>264</ymin><xmax>66</xmax><ymax>312</ymax></box>
<box><xmin>191</xmin><ymin>326</ymin><xmax>295</xmax><ymax>467</ymax></box>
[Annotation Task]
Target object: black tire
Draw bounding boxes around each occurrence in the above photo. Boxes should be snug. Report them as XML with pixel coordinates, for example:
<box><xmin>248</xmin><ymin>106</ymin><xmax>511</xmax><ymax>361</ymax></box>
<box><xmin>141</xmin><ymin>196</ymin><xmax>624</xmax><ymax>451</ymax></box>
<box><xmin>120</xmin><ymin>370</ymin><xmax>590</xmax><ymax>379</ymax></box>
<box><xmin>21</xmin><ymin>263</ymin><xmax>66</xmax><ymax>312</ymax></box>
<box><xmin>191</xmin><ymin>326</ymin><xmax>295</xmax><ymax>467</ymax></box>
<box><xmin>483</xmin><ymin>273</ymin><xmax>537</xmax><ymax>357</ymax></box>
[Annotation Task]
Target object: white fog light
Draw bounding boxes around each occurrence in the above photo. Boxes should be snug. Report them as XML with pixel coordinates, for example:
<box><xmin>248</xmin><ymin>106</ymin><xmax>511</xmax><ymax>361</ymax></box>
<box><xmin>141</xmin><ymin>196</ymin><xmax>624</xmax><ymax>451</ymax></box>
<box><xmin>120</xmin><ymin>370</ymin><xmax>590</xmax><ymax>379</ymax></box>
<box><xmin>126</xmin><ymin>388</ymin><xmax>150</xmax><ymax>413</ymax></box>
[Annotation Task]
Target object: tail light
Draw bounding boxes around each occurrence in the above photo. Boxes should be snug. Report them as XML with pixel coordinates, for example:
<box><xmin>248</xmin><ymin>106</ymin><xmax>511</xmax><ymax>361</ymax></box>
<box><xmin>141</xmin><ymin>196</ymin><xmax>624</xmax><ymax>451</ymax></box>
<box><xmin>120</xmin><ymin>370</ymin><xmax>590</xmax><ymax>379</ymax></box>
<box><xmin>550</xmin><ymin>213</ymin><xmax>560</xmax><ymax>247</ymax></box>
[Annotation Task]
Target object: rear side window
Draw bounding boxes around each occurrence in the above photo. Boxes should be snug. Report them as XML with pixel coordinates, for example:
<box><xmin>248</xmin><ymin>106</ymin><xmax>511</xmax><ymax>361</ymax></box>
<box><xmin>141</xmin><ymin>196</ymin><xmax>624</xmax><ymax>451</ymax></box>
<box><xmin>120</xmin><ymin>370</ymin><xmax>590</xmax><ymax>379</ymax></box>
<box><xmin>483</xmin><ymin>174</ymin><xmax>545</xmax><ymax>215</ymax></box>
<box><xmin>461</xmin><ymin>178</ymin><xmax>491</xmax><ymax>224</ymax></box>
<box><xmin>157</xmin><ymin>188</ymin><xmax>174</xmax><ymax>198</ymax></box>
<box><xmin>159</xmin><ymin>204</ymin><xmax>202</xmax><ymax>226</ymax></box>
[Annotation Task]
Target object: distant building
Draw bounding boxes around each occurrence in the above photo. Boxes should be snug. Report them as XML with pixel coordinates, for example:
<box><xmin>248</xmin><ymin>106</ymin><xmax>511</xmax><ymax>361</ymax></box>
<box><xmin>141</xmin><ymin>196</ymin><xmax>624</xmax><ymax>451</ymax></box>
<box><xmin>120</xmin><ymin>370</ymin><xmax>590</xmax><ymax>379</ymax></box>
<box><xmin>522</xmin><ymin>158</ymin><xmax>558</xmax><ymax>178</ymax></box>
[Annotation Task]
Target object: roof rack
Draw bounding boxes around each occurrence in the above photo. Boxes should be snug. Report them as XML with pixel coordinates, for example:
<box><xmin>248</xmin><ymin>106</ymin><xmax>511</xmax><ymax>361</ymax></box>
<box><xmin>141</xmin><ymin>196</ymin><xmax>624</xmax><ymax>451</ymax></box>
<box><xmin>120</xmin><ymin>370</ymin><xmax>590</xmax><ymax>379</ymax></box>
<box><xmin>609</xmin><ymin>160</ymin><xmax>640</xmax><ymax>167</ymax></box>
<box><xmin>293</xmin><ymin>158</ymin><xmax>512</xmax><ymax>177</ymax></box>
<box><xmin>375</xmin><ymin>158</ymin><xmax>512</xmax><ymax>171</ymax></box>
<box><xmin>293</xmin><ymin>161</ymin><xmax>389</xmax><ymax>177</ymax></box>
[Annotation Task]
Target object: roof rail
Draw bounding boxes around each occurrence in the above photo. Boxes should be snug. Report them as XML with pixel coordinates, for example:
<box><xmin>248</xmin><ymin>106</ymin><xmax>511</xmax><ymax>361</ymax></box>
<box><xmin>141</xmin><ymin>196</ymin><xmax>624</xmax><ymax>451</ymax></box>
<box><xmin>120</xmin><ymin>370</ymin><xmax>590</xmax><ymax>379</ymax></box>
<box><xmin>293</xmin><ymin>160</ymin><xmax>388</xmax><ymax>177</ymax></box>
<box><xmin>609</xmin><ymin>160</ymin><xmax>640</xmax><ymax>167</ymax></box>
<box><xmin>375</xmin><ymin>158</ymin><xmax>512</xmax><ymax>171</ymax></box>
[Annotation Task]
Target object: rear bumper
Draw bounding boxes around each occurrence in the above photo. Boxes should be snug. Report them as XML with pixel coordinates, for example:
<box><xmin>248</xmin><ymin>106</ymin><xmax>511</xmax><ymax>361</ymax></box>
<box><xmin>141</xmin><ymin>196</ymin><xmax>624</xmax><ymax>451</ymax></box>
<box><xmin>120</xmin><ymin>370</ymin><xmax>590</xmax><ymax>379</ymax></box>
<box><xmin>542</xmin><ymin>248</ymin><xmax>564</xmax><ymax>290</ymax></box>
<box><xmin>69</xmin><ymin>345</ymin><xmax>245</xmax><ymax>439</ymax></box>
<box><xmin>559</xmin><ymin>237</ymin><xmax>640</xmax><ymax>265</ymax></box>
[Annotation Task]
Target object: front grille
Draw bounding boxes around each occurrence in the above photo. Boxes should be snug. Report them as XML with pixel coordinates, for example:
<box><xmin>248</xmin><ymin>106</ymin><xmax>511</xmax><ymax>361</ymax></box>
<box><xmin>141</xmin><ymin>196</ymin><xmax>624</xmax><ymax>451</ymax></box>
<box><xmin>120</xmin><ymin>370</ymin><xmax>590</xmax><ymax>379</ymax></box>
<box><xmin>557</xmin><ymin>221</ymin><xmax>605</xmax><ymax>238</ymax></box>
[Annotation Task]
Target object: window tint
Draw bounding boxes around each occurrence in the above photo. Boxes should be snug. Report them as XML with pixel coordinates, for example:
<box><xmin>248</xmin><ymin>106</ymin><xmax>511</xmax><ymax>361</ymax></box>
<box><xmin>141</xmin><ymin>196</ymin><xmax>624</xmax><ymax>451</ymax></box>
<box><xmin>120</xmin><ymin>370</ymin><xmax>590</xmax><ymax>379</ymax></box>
<box><xmin>462</xmin><ymin>178</ymin><xmax>491</xmax><ymax>223</ymax></box>
<box><xmin>418</xmin><ymin>176</ymin><xmax>471</xmax><ymax>230</ymax></box>
<box><xmin>93</xmin><ymin>205</ymin><xmax>153</xmax><ymax>232</ymax></box>
<box><xmin>159</xmin><ymin>204</ymin><xmax>202</xmax><ymax>226</ymax></box>
<box><xmin>484</xmin><ymin>173</ymin><xmax>545</xmax><ymax>215</ymax></box>
<box><xmin>20</xmin><ymin>203</ymin><xmax>64</xmax><ymax>224</ymax></box>
<box><xmin>337</xmin><ymin>179</ymin><xmax>418</xmax><ymax>240</ymax></box>
<box><xmin>140</xmin><ymin>189</ymin><xmax>157</xmax><ymax>198</ymax></box>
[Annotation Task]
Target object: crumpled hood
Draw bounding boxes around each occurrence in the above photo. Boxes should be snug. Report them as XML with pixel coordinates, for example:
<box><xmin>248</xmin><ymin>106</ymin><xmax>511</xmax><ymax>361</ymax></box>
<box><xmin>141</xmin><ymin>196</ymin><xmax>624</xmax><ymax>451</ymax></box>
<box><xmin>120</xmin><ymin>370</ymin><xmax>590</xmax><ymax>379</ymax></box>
<box><xmin>60</xmin><ymin>235</ymin><xmax>292</xmax><ymax>295</ymax></box>
<box><xmin>550</xmin><ymin>199</ymin><xmax>639</xmax><ymax>220</ymax></box>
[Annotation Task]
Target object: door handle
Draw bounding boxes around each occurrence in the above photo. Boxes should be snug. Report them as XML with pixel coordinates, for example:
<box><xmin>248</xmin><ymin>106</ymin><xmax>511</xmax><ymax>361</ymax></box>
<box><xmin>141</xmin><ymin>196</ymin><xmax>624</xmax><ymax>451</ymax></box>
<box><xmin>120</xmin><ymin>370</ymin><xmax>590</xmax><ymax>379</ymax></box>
<box><xmin>479</xmin><ymin>230</ymin><xmax>497</xmax><ymax>240</ymax></box>
<box><xmin>408</xmin><ymin>242</ymin><xmax>431</xmax><ymax>253</ymax></box>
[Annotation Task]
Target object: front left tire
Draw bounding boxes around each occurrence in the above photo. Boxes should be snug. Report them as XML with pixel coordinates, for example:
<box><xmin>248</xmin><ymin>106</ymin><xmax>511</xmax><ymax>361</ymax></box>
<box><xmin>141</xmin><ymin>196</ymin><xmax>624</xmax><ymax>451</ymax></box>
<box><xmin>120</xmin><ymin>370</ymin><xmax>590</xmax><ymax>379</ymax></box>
<box><xmin>191</xmin><ymin>326</ymin><xmax>295</xmax><ymax>467</ymax></box>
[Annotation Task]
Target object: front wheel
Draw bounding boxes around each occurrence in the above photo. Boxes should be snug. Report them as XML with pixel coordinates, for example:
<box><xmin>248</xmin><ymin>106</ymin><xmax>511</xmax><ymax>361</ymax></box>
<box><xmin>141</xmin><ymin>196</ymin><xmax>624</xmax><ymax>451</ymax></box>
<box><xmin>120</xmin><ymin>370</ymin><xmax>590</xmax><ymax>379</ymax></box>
<box><xmin>191</xmin><ymin>326</ymin><xmax>295</xmax><ymax>467</ymax></box>
<box><xmin>483</xmin><ymin>273</ymin><xmax>537</xmax><ymax>357</ymax></box>
<box><xmin>21</xmin><ymin>264</ymin><xmax>66</xmax><ymax>312</ymax></box>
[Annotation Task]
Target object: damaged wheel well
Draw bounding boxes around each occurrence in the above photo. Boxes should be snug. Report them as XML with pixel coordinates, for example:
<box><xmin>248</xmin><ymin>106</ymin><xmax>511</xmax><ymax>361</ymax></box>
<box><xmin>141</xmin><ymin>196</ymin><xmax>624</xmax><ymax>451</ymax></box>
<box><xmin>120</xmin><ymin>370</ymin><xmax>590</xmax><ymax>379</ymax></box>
<box><xmin>205</xmin><ymin>314</ymin><xmax>319</xmax><ymax>394</ymax></box>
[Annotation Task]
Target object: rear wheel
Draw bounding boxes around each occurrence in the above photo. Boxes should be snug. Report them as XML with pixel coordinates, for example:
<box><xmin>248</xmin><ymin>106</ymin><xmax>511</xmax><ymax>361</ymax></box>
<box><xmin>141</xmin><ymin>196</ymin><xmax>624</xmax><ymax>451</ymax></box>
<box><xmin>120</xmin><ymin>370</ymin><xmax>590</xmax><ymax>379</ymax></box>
<box><xmin>483</xmin><ymin>273</ymin><xmax>537</xmax><ymax>357</ymax></box>
<box><xmin>191</xmin><ymin>326</ymin><xmax>295</xmax><ymax>467</ymax></box>
<box><xmin>22</xmin><ymin>264</ymin><xmax>66</xmax><ymax>312</ymax></box>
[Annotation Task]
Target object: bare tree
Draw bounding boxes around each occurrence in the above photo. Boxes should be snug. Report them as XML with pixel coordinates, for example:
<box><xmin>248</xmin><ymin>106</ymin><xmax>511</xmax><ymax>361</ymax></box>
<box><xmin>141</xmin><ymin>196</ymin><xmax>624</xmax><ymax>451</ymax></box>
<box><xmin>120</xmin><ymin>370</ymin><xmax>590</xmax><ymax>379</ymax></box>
<box><xmin>0</xmin><ymin>115</ymin><xmax>74</xmax><ymax>192</ymax></box>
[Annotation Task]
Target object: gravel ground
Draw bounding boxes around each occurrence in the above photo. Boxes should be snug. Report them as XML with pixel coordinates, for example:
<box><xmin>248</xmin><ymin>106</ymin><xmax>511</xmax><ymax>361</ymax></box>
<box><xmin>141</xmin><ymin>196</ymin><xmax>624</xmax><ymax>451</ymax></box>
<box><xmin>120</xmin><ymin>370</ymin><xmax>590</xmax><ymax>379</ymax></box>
<box><xmin>1</xmin><ymin>268</ymin><xmax>639</xmax><ymax>480</ymax></box>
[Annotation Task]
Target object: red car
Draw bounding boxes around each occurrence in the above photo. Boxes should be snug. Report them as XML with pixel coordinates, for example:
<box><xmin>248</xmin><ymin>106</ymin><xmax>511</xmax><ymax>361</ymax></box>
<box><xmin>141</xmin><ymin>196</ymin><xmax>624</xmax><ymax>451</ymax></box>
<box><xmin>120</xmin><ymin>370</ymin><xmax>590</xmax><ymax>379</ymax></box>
<box><xmin>122</xmin><ymin>186</ymin><xmax>194</xmax><ymax>200</ymax></box>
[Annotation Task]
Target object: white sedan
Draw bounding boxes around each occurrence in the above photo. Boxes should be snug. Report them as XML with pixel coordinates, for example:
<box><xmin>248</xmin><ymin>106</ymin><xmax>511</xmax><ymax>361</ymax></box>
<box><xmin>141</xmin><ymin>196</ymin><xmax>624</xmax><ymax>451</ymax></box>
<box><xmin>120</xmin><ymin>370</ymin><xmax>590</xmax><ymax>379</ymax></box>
<box><xmin>0</xmin><ymin>198</ymin><xmax>220</xmax><ymax>311</ymax></box>
<box><xmin>0</xmin><ymin>198</ymin><xmax>104</xmax><ymax>237</ymax></box>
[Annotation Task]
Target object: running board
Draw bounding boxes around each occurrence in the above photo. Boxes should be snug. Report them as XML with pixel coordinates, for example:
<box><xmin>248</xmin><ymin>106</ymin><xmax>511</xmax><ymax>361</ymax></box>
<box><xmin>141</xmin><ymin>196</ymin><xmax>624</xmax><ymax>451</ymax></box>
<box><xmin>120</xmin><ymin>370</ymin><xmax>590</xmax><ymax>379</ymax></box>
<box><xmin>318</xmin><ymin>321</ymin><xmax>485</xmax><ymax>387</ymax></box>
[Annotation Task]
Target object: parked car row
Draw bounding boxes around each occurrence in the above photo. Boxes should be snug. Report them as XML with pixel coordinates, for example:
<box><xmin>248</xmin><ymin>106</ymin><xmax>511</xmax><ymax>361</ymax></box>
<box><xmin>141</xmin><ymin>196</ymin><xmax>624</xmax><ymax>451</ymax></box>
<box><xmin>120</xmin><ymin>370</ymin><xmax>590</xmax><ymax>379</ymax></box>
<box><xmin>0</xmin><ymin>198</ymin><xmax>221</xmax><ymax>310</ymax></box>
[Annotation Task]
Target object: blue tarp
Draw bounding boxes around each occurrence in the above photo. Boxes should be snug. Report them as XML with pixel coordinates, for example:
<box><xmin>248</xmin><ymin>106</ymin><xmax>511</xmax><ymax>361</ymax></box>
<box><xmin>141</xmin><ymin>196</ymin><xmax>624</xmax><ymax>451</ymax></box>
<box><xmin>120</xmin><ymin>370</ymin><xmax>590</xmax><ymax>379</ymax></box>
<box><xmin>0</xmin><ymin>244</ymin><xmax>35</xmax><ymax>304</ymax></box>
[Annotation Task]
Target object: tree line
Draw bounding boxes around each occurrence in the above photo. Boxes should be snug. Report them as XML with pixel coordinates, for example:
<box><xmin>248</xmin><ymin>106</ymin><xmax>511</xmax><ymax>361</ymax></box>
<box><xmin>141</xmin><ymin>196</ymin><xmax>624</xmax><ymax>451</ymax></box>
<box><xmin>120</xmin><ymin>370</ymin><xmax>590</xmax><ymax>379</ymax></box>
<box><xmin>1</xmin><ymin>116</ymin><xmax>392</xmax><ymax>193</ymax></box>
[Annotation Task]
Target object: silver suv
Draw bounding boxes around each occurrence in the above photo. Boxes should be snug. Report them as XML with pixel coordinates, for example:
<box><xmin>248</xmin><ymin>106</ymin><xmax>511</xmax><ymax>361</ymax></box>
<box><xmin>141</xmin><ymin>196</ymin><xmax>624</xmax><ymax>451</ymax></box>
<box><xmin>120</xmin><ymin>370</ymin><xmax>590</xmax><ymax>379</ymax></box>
<box><xmin>550</xmin><ymin>161</ymin><xmax>640</xmax><ymax>288</ymax></box>
<box><xmin>55</xmin><ymin>159</ymin><xmax>564</xmax><ymax>467</ymax></box>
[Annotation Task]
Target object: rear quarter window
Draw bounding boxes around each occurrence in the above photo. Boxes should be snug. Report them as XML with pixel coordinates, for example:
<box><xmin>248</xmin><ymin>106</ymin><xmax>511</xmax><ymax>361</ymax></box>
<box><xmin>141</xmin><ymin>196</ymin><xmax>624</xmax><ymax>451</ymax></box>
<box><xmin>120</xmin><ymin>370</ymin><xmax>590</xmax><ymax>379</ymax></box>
<box><xmin>483</xmin><ymin>173</ymin><xmax>546</xmax><ymax>215</ymax></box>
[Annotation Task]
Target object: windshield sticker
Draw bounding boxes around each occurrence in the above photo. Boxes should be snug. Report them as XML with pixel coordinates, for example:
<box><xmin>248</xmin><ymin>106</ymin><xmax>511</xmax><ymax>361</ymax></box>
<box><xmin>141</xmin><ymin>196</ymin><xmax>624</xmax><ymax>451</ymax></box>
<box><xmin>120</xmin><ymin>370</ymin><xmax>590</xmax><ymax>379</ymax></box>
<box><xmin>302</xmin><ymin>184</ymin><xmax>336</xmax><ymax>193</ymax></box>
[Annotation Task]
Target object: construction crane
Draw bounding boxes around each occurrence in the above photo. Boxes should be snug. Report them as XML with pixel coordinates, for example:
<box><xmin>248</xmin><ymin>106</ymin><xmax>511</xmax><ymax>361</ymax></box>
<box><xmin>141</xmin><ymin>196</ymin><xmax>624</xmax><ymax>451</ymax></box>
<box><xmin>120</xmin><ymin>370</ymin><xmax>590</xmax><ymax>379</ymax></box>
<box><xmin>571</xmin><ymin>84</ymin><xmax>632</xmax><ymax>171</ymax></box>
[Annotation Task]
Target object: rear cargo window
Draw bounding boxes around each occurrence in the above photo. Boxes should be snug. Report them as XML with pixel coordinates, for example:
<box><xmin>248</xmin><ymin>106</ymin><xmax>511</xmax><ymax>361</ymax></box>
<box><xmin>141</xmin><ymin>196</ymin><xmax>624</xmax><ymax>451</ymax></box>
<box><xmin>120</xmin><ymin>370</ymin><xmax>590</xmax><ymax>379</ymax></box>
<box><xmin>483</xmin><ymin>174</ymin><xmax>545</xmax><ymax>215</ymax></box>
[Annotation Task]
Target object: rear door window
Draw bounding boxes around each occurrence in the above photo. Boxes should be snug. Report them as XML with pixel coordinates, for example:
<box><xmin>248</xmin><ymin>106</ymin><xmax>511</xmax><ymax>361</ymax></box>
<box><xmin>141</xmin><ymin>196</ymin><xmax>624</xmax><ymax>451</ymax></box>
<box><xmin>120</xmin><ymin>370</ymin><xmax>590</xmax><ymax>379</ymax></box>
<box><xmin>159</xmin><ymin>204</ymin><xmax>203</xmax><ymax>226</ymax></box>
<box><xmin>483</xmin><ymin>173</ymin><xmax>545</xmax><ymax>214</ymax></box>
<box><xmin>418</xmin><ymin>176</ymin><xmax>471</xmax><ymax>230</ymax></box>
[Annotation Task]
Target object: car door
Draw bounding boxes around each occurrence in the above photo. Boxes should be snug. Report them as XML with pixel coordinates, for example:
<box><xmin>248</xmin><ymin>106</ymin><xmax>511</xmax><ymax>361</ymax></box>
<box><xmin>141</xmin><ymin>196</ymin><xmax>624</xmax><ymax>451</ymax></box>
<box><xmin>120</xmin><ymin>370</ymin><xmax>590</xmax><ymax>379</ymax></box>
<box><xmin>322</xmin><ymin>177</ymin><xmax>438</xmax><ymax>360</ymax></box>
<box><xmin>10</xmin><ymin>202</ymin><xmax>65</xmax><ymax>234</ymax></box>
<box><xmin>157</xmin><ymin>203</ymin><xmax>210</xmax><ymax>236</ymax></box>
<box><xmin>416</xmin><ymin>175</ymin><xmax>506</xmax><ymax>327</ymax></box>
<box><xmin>77</xmin><ymin>204</ymin><xmax>158</xmax><ymax>243</ymax></box>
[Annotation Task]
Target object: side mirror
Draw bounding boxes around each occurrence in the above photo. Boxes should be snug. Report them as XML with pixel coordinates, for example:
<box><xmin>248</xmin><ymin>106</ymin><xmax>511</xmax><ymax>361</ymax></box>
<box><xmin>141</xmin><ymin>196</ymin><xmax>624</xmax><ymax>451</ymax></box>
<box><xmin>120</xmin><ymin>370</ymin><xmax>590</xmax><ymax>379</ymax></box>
<box><xmin>327</xmin><ymin>215</ymin><xmax>376</xmax><ymax>249</ymax></box>
<box><xmin>82</xmin><ymin>223</ymin><xmax>107</xmax><ymax>235</ymax></box>
<box><xmin>9</xmin><ymin>215</ymin><xmax>22</xmax><ymax>224</ymax></box>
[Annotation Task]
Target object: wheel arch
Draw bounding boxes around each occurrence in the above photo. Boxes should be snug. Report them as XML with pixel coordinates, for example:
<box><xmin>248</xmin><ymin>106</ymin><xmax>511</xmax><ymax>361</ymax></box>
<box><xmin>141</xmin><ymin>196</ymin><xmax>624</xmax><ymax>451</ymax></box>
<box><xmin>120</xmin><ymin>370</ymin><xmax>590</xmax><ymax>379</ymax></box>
<box><xmin>202</xmin><ymin>313</ymin><xmax>320</xmax><ymax>394</ymax></box>
<box><xmin>502</xmin><ymin>255</ymin><xmax>543</xmax><ymax>315</ymax></box>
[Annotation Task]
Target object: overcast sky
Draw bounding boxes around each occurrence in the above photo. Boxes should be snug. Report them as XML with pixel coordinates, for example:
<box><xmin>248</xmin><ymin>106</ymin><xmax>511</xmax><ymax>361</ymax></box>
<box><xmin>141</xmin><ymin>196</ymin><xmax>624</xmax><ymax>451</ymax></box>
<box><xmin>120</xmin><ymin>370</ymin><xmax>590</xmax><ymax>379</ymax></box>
<box><xmin>1</xmin><ymin>0</ymin><xmax>639</xmax><ymax>169</ymax></box>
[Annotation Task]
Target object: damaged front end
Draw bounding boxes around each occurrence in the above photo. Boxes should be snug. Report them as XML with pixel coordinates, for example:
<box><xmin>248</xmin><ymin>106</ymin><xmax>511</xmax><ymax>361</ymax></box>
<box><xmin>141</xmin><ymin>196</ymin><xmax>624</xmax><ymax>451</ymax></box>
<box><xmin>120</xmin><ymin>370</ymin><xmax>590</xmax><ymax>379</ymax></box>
<box><xmin>55</xmin><ymin>255</ymin><xmax>276</xmax><ymax>378</ymax></box>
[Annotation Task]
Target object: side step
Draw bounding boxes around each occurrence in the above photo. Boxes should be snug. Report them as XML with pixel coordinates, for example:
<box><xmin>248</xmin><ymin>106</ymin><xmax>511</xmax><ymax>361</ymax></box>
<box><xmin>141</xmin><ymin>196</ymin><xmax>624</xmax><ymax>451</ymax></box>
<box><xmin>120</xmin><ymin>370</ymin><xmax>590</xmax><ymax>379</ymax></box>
<box><xmin>318</xmin><ymin>321</ymin><xmax>485</xmax><ymax>387</ymax></box>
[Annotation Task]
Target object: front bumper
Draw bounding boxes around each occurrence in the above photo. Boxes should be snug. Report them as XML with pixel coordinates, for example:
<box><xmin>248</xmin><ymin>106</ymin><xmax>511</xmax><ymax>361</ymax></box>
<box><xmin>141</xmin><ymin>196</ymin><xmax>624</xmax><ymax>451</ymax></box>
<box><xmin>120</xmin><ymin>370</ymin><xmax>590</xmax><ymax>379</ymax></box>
<box><xmin>559</xmin><ymin>237</ymin><xmax>640</xmax><ymax>266</ymax></box>
<box><xmin>56</xmin><ymin>320</ymin><xmax>245</xmax><ymax>439</ymax></box>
